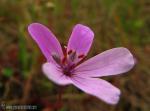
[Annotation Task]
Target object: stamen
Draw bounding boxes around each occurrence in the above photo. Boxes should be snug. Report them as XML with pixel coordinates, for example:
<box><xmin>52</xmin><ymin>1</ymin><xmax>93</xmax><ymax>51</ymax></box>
<box><xmin>62</xmin><ymin>57</ymin><xmax>67</xmax><ymax>64</ymax></box>
<box><xmin>61</xmin><ymin>45</ymin><xmax>68</xmax><ymax>65</ymax></box>
<box><xmin>74</xmin><ymin>55</ymin><xmax>87</xmax><ymax>67</ymax></box>
<box><xmin>69</xmin><ymin>51</ymin><xmax>76</xmax><ymax>61</ymax></box>
<box><xmin>70</xmin><ymin>64</ymin><xmax>75</xmax><ymax>70</ymax></box>
<box><xmin>52</xmin><ymin>53</ymin><xmax>61</xmax><ymax>64</ymax></box>
<box><xmin>68</xmin><ymin>50</ymin><xmax>73</xmax><ymax>55</ymax></box>
<box><xmin>78</xmin><ymin>54</ymin><xmax>85</xmax><ymax>59</ymax></box>
<box><xmin>62</xmin><ymin>45</ymin><xmax>67</xmax><ymax>57</ymax></box>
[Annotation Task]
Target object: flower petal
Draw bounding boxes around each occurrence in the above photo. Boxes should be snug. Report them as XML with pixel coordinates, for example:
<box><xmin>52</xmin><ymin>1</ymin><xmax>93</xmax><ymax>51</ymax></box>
<box><xmin>74</xmin><ymin>47</ymin><xmax>135</xmax><ymax>77</ymax></box>
<box><xmin>28</xmin><ymin>23</ymin><xmax>63</xmax><ymax>62</ymax></box>
<box><xmin>42</xmin><ymin>62</ymin><xmax>72</xmax><ymax>85</ymax></box>
<box><xmin>72</xmin><ymin>75</ymin><xmax>120</xmax><ymax>105</ymax></box>
<box><xmin>67</xmin><ymin>24</ymin><xmax>94</xmax><ymax>56</ymax></box>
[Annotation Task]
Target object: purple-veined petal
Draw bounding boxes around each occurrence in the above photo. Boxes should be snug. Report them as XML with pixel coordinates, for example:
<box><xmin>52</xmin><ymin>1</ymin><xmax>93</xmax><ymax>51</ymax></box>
<box><xmin>74</xmin><ymin>47</ymin><xmax>135</xmax><ymax>77</ymax></box>
<box><xmin>28</xmin><ymin>23</ymin><xmax>63</xmax><ymax>62</ymax></box>
<box><xmin>42</xmin><ymin>62</ymin><xmax>72</xmax><ymax>85</ymax></box>
<box><xmin>67</xmin><ymin>24</ymin><xmax>94</xmax><ymax>57</ymax></box>
<box><xmin>72</xmin><ymin>75</ymin><xmax>120</xmax><ymax>105</ymax></box>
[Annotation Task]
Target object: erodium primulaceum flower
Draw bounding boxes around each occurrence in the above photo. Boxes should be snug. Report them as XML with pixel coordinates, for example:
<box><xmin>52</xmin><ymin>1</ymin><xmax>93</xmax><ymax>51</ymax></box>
<box><xmin>28</xmin><ymin>23</ymin><xmax>135</xmax><ymax>105</ymax></box>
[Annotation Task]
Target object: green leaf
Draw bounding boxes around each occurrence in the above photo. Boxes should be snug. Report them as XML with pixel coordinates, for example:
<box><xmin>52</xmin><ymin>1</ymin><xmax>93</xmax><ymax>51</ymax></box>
<box><xmin>2</xmin><ymin>68</ymin><xmax>14</xmax><ymax>77</ymax></box>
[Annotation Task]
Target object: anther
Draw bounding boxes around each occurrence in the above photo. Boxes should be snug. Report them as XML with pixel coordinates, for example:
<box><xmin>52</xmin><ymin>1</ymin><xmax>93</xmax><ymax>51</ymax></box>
<box><xmin>52</xmin><ymin>53</ymin><xmax>61</xmax><ymax>64</ymax></box>
<box><xmin>68</xmin><ymin>50</ymin><xmax>73</xmax><ymax>55</ymax></box>
<box><xmin>78</xmin><ymin>54</ymin><xmax>85</xmax><ymax>59</ymax></box>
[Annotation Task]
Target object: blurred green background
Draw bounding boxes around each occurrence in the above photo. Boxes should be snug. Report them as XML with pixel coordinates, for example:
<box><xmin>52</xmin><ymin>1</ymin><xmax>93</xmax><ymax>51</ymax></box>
<box><xmin>0</xmin><ymin>0</ymin><xmax>149</xmax><ymax>111</ymax></box>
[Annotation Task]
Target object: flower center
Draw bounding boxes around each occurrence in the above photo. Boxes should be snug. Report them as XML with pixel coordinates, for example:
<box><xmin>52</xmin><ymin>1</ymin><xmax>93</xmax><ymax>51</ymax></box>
<box><xmin>62</xmin><ymin>66</ymin><xmax>72</xmax><ymax>77</ymax></box>
<box><xmin>52</xmin><ymin>46</ymin><xmax>86</xmax><ymax>77</ymax></box>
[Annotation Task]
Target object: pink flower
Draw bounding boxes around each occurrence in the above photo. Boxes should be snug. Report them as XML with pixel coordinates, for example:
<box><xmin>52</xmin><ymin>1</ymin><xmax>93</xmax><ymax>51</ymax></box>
<box><xmin>28</xmin><ymin>23</ymin><xmax>135</xmax><ymax>105</ymax></box>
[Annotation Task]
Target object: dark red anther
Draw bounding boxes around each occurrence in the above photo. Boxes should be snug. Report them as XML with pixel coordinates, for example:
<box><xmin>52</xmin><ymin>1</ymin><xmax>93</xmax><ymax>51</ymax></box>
<box><xmin>68</xmin><ymin>50</ymin><xmax>72</xmax><ymax>55</ymax></box>
<box><xmin>78</xmin><ymin>54</ymin><xmax>85</xmax><ymax>59</ymax></box>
